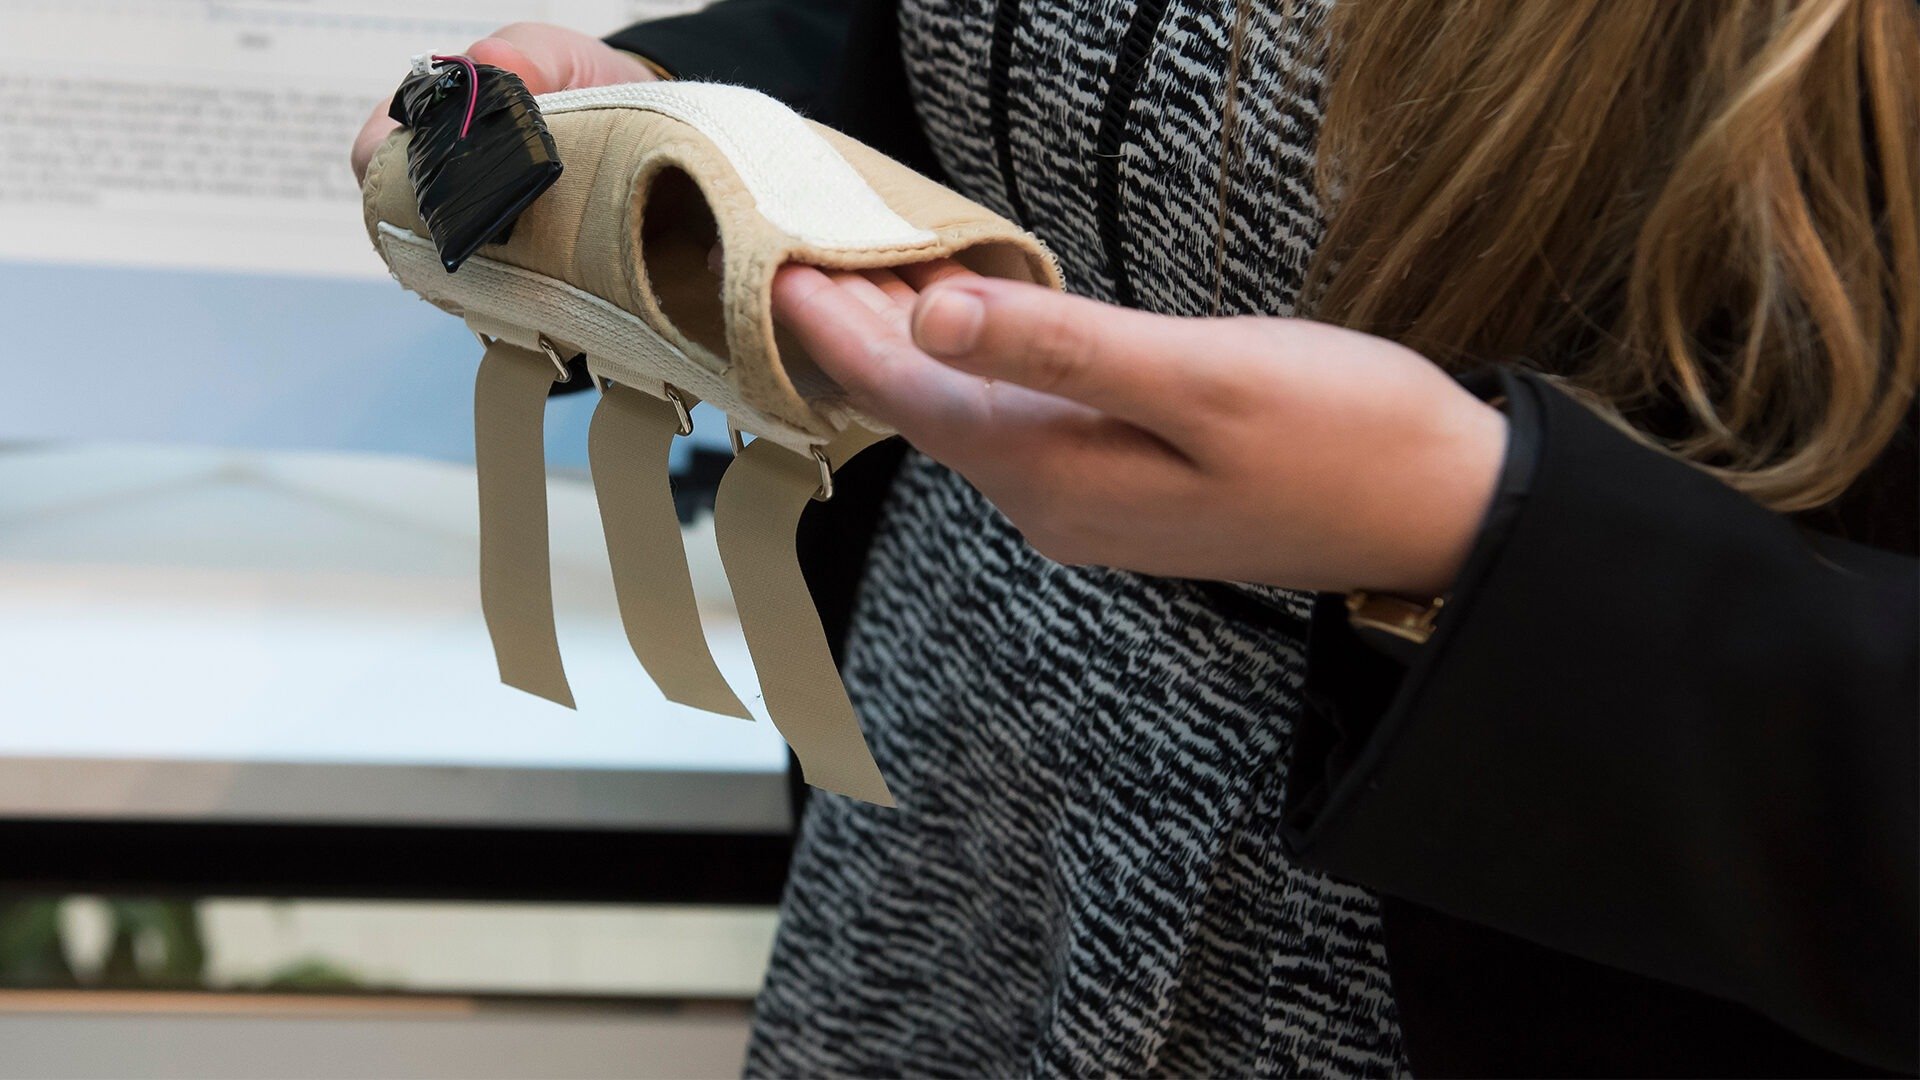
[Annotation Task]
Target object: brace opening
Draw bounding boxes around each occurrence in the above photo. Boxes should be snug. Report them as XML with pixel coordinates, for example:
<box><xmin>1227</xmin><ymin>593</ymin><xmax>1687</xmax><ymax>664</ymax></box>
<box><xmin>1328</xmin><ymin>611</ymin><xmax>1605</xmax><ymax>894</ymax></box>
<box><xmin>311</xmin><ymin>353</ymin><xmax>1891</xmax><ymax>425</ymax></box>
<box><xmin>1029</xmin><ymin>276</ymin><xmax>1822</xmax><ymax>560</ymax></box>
<box><xmin>950</xmin><ymin>239</ymin><xmax>1054</xmax><ymax>286</ymax></box>
<box><xmin>641</xmin><ymin>166</ymin><xmax>841</xmax><ymax>403</ymax></box>
<box><xmin>640</xmin><ymin>166</ymin><xmax>732</xmax><ymax>364</ymax></box>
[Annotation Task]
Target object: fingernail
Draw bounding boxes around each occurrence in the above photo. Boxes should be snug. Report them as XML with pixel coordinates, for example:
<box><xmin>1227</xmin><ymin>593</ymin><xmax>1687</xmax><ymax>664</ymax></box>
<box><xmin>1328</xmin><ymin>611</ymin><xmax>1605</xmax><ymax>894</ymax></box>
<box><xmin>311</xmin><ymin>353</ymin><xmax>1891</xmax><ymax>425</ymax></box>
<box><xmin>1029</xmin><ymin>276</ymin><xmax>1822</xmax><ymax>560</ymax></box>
<box><xmin>914</xmin><ymin>287</ymin><xmax>985</xmax><ymax>356</ymax></box>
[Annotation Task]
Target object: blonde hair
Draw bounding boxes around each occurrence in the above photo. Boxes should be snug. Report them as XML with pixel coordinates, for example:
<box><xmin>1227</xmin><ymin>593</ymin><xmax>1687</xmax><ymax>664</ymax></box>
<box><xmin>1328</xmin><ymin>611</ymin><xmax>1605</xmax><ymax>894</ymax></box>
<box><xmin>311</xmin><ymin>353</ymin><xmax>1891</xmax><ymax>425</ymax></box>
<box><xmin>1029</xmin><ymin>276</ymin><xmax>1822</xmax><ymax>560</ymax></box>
<box><xmin>1277</xmin><ymin>0</ymin><xmax>1919</xmax><ymax>512</ymax></box>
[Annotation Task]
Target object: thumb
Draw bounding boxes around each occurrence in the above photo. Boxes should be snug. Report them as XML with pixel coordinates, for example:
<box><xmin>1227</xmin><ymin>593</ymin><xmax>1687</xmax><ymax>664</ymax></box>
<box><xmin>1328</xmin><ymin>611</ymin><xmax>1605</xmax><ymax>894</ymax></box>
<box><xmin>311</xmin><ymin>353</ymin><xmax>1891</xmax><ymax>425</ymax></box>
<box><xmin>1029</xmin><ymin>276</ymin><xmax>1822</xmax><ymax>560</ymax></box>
<box><xmin>911</xmin><ymin>278</ymin><xmax>1214</xmax><ymax>441</ymax></box>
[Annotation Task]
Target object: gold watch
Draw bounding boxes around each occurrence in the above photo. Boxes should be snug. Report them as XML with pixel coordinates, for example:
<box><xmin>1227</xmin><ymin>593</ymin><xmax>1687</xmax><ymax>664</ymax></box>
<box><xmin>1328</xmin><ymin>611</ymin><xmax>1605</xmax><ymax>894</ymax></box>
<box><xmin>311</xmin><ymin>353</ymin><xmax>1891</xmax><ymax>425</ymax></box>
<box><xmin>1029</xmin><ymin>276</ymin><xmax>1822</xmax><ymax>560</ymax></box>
<box><xmin>1345</xmin><ymin>590</ymin><xmax>1445</xmax><ymax>645</ymax></box>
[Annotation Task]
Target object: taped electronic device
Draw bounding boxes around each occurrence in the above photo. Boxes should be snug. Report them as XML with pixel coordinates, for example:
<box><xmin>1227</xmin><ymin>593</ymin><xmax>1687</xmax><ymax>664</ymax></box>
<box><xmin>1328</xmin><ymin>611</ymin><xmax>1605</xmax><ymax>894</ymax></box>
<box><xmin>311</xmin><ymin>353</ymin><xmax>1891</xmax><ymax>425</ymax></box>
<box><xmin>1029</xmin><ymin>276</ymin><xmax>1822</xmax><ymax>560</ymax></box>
<box><xmin>387</xmin><ymin>57</ymin><xmax>563</xmax><ymax>273</ymax></box>
<box><xmin>364</xmin><ymin>63</ymin><xmax>1061</xmax><ymax>805</ymax></box>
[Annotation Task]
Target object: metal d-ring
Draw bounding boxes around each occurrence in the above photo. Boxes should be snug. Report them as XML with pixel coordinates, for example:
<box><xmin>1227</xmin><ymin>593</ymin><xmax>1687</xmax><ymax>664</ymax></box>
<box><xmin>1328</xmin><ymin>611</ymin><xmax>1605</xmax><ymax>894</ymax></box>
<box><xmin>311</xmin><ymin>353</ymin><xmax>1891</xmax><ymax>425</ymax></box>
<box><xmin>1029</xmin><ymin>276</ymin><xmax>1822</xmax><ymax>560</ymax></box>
<box><xmin>810</xmin><ymin>446</ymin><xmax>833</xmax><ymax>503</ymax></box>
<box><xmin>536</xmin><ymin>335</ymin><xmax>573</xmax><ymax>383</ymax></box>
<box><xmin>661</xmin><ymin>383</ymin><xmax>694</xmax><ymax>437</ymax></box>
<box><xmin>596</xmin><ymin>373</ymin><xmax>692</xmax><ymax>437</ymax></box>
<box><xmin>722</xmin><ymin>422</ymin><xmax>829</xmax><ymax>499</ymax></box>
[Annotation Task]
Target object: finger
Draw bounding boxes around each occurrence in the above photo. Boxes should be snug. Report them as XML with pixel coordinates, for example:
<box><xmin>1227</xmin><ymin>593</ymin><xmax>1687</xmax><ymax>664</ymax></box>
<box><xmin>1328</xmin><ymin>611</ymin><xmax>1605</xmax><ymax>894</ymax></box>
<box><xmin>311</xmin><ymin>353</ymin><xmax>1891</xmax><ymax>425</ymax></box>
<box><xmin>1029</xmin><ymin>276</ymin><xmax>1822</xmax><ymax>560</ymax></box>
<box><xmin>824</xmin><ymin>269</ymin><xmax>897</xmax><ymax>315</ymax></box>
<box><xmin>910</xmin><ymin>277</ymin><xmax>1221</xmax><ymax>444</ymax></box>
<box><xmin>351</xmin><ymin>113</ymin><xmax>400</xmax><ymax>184</ymax></box>
<box><xmin>860</xmin><ymin>267</ymin><xmax>919</xmax><ymax>309</ymax></box>
<box><xmin>475</xmin><ymin>24</ymin><xmax>658</xmax><ymax>92</ymax></box>
<box><xmin>772</xmin><ymin>268</ymin><xmax>1206</xmax><ymax>543</ymax></box>
<box><xmin>771</xmin><ymin>265</ymin><xmax>982</xmax><ymax>446</ymax></box>
<box><xmin>466</xmin><ymin>36</ymin><xmax>558</xmax><ymax>93</ymax></box>
<box><xmin>896</xmin><ymin>258</ymin><xmax>977</xmax><ymax>291</ymax></box>
<box><xmin>825</xmin><ymin>269</ymin><xmax>911</xmax><ymax>332</ymax></box>
<box><xmin>773</xmin><ymin>267</ymin><xmax>1113</xmax><ymax>454</ymax></box>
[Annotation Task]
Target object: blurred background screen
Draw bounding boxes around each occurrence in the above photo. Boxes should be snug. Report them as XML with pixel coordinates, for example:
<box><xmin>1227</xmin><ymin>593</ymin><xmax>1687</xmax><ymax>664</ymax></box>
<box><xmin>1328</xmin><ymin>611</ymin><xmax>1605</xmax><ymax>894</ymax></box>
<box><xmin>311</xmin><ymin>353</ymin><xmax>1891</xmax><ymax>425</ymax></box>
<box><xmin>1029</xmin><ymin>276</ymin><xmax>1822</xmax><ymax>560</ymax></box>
<box><xmin>0</xmin><ymin>0</ymin><xmax>795</xmax><ymax>854</ymax></box>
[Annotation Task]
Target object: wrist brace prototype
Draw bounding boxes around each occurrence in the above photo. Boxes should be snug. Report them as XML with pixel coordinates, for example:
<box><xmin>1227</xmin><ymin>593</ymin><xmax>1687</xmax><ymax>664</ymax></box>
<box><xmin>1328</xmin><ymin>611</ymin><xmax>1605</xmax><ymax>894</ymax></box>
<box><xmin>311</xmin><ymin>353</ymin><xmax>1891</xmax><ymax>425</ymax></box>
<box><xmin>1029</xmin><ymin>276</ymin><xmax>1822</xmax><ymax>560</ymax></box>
<box><xmin>363</xmin><ymin>80</ymin><xmax>1061</xmax><ymax>805</ymax></box>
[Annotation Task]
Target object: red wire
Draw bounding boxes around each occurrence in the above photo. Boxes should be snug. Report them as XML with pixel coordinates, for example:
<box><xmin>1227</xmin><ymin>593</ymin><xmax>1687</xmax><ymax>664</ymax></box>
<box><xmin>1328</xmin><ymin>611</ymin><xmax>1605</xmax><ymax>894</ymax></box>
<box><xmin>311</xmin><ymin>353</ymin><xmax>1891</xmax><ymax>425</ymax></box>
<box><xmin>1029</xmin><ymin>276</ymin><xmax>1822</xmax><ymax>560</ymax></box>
<box><xmin>430</xmin><ymin>54</ymin><xmax>480</xmax><ymax>139</ymax></box>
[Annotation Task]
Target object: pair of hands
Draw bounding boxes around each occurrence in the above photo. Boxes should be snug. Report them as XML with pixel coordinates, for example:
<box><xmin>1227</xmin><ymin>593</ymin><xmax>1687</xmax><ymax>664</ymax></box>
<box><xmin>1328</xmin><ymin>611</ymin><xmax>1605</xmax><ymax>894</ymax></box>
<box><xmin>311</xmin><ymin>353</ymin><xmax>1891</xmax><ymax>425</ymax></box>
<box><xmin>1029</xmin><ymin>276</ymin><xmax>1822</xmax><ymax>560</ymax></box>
<box><xmin>351</xmin><ymin>25</ymin><xmax>1508</xmax><ymax>598</ymax></box>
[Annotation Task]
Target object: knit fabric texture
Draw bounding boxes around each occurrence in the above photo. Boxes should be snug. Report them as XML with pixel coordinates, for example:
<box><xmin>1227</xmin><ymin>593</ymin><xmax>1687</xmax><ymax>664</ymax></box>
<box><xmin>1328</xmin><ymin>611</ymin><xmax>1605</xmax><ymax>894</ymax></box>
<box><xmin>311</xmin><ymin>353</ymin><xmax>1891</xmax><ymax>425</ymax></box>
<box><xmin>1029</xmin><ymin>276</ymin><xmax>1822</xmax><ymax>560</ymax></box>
<box><xmin>744</xmin><ymin>0</ymin><xmax>1411</xmax><ymax>1075</ymax></box>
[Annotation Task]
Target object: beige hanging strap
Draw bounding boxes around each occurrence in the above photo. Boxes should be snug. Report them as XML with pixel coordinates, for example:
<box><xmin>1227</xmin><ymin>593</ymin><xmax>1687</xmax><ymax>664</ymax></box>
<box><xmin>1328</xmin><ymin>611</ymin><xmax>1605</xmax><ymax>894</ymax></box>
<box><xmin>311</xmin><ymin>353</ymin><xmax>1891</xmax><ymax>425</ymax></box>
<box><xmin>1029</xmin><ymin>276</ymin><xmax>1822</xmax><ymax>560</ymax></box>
<box><xmin>714</xmin><ymin>426</ymin><xmax>894</xmax><ymax>806</ymax></box>
<box><xmin>473</xmin><ymin>339</ymin><xmax>576</xmax><ymax>709</ymax></box>
<box><xmin>589</xmin><ymin>383</ymin><xmax>751</xmax><ymax>719</ymax></box>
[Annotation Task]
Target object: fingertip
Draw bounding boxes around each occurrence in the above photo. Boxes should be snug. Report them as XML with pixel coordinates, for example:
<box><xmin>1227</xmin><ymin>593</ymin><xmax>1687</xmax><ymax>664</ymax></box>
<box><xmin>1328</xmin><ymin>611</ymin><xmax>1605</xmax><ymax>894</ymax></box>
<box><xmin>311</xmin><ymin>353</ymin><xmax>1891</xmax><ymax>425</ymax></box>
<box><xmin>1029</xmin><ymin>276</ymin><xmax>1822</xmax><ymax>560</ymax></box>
<box><xmin>912</xmin><ymin>273</ymin><xmax>1058</xmax><ymax>328</ymax></box>
<box><xmin>860</xmin><ymin>266</ymin><xmax>918</xmax><ymax>305</ymax></box>
<box><xmin>769</xmin><ymin>263</ymin><xmax>836</xmax><ymax>320</ymax></box>
<box><xmin>467</xmin><ymin>37</ymin><xmax>553</xmax><ymax>92</ymax></box>
<box><xmin>464</xmin><ymin>37</ymin><xmax>515</xmax><ymax>64</ymax></box>
<box><xmin>895</xmin><ymin>257</ymin><xmax>978</xmax><ymax>291</ymax></box>
<box><xmin>912</xmin><ymin>284</ymin><xmax>986</xmax><ymax>357</ymax></box>
<box><xmin>350</xmin><ymin>118</ymin><xmax>399</xmax><ymax>184</ymax></box>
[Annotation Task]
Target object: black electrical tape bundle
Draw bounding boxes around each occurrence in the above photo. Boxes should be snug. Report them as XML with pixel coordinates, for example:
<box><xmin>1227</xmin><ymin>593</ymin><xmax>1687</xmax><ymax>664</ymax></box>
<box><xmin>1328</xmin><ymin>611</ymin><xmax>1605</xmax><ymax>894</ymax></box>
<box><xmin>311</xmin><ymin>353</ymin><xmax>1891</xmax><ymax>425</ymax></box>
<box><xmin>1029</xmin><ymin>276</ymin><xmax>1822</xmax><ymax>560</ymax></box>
<box><xmin>388</xmin><ymin>61</ymin><xmax>564</xmax><ymax>273</ymax></box>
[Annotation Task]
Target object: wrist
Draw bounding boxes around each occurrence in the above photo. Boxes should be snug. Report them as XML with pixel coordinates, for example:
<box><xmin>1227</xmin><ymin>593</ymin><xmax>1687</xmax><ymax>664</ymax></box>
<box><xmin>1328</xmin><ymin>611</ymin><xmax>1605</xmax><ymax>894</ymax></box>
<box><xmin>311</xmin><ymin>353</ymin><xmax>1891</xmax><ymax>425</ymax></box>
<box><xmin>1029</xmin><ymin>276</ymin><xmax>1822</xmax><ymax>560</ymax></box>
<box><xmin>1373</xmin><ymin>392</ymin><xmax>1509</xmax><ymax>597</ymax></box>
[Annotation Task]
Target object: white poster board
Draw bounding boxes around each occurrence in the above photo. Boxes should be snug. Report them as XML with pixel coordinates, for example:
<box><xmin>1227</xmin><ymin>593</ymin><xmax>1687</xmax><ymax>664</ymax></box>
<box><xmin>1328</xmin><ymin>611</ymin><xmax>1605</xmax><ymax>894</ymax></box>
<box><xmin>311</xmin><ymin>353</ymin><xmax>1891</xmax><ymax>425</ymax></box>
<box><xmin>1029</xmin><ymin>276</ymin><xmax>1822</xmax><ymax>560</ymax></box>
<box><xmin>0</xmin><ymin>1</ymin><xmax>795</xmax><ymax>832</ymax></box>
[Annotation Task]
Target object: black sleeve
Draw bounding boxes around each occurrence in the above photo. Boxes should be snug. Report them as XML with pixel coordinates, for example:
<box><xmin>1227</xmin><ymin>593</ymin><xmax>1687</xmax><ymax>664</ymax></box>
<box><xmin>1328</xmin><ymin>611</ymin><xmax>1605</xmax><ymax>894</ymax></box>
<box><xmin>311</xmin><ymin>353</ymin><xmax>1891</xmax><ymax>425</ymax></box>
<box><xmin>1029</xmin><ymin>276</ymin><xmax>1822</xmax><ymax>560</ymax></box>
<box><xmin>1282</xmin><ymin>369</ymin><xmax>1919</xmax><ymax>1072</ymax></box>
<box><xmin>604</xmin><ymin>0</ymin><xmax>855</xmax><ymax>117</ymax></box>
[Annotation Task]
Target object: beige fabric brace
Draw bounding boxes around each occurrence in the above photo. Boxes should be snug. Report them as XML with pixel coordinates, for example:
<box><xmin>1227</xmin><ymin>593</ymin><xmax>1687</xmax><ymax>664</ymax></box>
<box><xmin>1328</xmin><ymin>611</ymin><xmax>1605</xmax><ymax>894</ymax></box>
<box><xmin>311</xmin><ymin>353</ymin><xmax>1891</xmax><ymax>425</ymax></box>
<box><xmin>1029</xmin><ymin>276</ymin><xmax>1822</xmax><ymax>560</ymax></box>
<box><xmin>714</xmin><ymin>427</ymin><xmax>894</xmax><ymax>806</ymax></box>
<box><xmin>364</xmin><ymin>81</ymin><xmax>1062</xmax><ymax>810</ymax></box>
<box><xmin>474</xmin><ymin>340</ymin><xmax>576</xmax><ymax>709</ymax></box>
<box><xmin>589</xmin><ymin>384</ymin><xmax>751</xmax><ymax>720</ymax></box>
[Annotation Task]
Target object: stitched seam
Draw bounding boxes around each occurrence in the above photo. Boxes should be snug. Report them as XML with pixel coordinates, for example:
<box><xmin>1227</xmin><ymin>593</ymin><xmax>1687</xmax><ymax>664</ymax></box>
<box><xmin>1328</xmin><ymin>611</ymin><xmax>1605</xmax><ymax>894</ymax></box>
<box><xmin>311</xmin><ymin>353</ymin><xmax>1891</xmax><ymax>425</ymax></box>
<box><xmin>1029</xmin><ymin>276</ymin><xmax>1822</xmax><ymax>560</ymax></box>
<box><xmin>379</xmin><ymin>222</ymin><xmax>834</xmax><ymax>447</ymax></box>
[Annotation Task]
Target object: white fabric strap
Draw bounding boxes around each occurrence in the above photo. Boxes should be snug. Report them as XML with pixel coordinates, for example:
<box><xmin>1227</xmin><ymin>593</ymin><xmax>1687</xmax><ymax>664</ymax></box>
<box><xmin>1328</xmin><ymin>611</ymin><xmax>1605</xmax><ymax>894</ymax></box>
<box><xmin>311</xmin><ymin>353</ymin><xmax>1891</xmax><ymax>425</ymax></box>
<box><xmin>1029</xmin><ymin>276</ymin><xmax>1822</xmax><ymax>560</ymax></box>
<box><xmin>537</xmin><ymin>83</ymin><xmax>936</xmax><ymax>251</ymax></box>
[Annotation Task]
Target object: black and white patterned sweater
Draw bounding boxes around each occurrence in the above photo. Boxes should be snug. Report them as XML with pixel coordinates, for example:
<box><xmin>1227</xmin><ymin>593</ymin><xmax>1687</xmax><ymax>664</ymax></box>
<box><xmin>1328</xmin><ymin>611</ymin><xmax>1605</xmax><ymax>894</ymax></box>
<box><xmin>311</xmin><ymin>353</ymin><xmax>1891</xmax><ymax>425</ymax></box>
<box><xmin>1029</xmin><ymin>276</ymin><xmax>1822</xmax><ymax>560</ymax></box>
<box><xmin>742</xmin><ymin>0</ymin><xmax>1409</xmax><ymax>1075</ymax></box>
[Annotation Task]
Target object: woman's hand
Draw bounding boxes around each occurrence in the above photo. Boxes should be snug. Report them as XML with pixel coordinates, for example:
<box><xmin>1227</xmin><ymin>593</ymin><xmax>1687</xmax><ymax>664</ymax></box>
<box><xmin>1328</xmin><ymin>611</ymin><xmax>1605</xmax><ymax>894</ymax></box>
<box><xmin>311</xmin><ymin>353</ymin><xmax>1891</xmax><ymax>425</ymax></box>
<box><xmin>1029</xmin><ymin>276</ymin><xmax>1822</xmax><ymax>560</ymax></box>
<box><xmin>772</xmin><ymin>263</ymin><xmax>1509</xmax><ymax>596</ymax></box>
<box><xmin>350</xmin><ymin>23</ymin><xmax>657</xmax><ymax>183</ymax></box>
